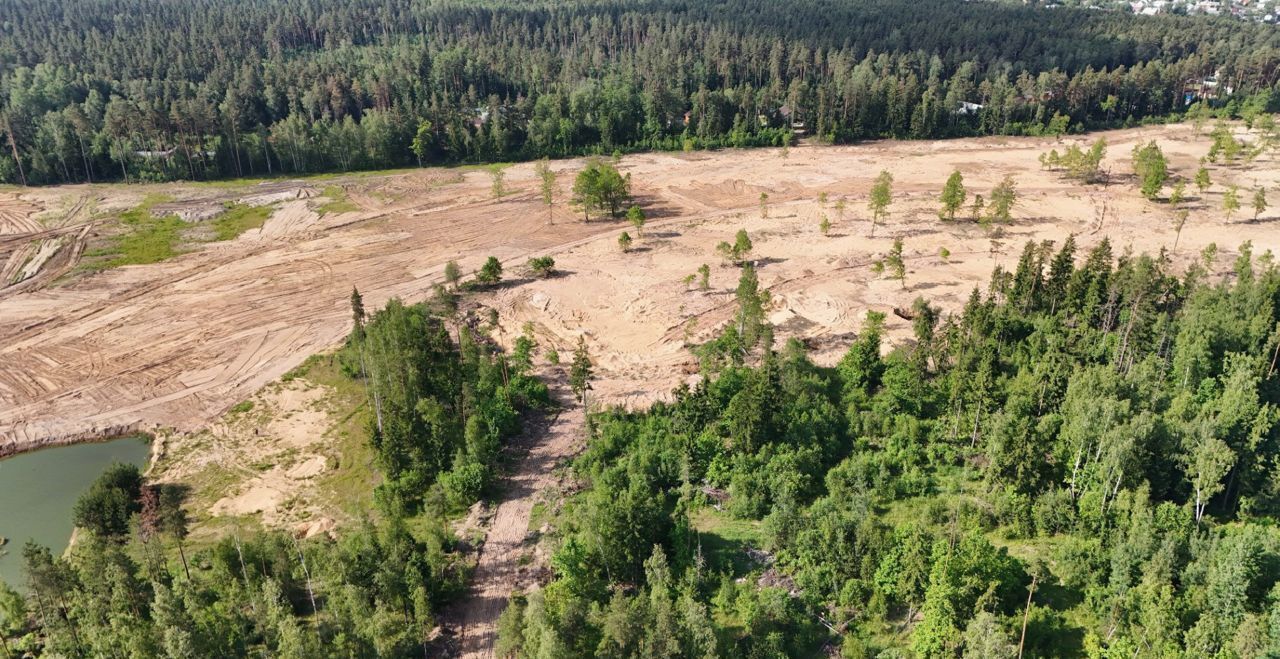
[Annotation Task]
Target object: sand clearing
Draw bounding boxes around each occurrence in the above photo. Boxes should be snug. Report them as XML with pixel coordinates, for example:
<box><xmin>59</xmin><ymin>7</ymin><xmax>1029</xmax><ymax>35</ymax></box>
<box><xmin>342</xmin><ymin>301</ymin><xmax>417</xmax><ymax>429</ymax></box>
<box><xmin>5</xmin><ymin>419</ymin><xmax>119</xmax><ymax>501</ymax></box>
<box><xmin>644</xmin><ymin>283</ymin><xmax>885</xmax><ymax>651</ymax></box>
<box><xmin>0</xmin><ymin>124</ymin><xmax>1277</xmax><ymax>459</ymax></box>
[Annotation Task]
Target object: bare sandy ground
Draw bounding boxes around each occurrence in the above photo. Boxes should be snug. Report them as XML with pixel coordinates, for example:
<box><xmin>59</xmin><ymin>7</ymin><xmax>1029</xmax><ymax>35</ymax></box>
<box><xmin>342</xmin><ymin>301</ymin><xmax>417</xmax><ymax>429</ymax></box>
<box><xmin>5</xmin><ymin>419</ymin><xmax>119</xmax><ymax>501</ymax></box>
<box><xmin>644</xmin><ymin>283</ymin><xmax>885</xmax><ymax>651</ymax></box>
<box><xmin>479</xmin><ymin>125</ymin><xmax>1279</xmax><ymax>409</ymax></box>
<box><xmin>0</xmin><ymin>167</ymin><xmax>605</xmax><ymax>455</ymax></box>
<box><xmin>150</xmin><ymin>376</ymin><xmax>342</xmax><ymax>535</ymax></box>
<box><xmin>1</xmin><ymin>123</ymin><xmax>1276</xmax><ymax>460</ymax></box>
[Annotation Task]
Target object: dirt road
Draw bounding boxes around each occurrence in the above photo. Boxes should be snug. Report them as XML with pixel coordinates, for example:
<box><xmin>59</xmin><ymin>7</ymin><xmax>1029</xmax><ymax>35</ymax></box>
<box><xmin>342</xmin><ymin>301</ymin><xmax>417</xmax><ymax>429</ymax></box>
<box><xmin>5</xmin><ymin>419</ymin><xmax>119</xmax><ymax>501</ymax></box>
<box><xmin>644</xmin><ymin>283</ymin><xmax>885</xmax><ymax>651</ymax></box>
<box><xmin>452</xmin><ymin>391</ymin><xmax>585</xmax><ymax>658</ymax></box>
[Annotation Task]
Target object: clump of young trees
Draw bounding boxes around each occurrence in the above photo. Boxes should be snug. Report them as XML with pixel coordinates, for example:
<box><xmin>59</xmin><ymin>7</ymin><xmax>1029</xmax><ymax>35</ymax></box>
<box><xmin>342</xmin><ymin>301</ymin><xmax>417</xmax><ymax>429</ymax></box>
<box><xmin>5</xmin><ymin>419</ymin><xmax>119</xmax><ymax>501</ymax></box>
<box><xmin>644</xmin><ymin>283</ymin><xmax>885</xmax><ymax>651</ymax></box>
<box><xmin>572</xmin><ymin>159</ymin><xmax>631</xmax><ymax>220</ymax></box>
<box><xmin>1040</xmin><ymin>137</ymin><xmax>1107</xmax><ymax>183</ymax></box>
<box><xmin>717</xmin><ymin>229</ymin><xmax>754</xmax><ymax>265</ymax></box>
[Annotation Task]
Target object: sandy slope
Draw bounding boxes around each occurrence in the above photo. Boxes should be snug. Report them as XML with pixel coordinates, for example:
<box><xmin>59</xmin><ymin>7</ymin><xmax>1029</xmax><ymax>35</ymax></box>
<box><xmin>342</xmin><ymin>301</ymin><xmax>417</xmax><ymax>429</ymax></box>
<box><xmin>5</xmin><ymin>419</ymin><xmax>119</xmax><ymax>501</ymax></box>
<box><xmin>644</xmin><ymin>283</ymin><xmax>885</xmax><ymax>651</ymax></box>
<box><xmin>1</xmin><ymin>124</ymin><xmax>1277</xmax><ymax>459</ymax></box>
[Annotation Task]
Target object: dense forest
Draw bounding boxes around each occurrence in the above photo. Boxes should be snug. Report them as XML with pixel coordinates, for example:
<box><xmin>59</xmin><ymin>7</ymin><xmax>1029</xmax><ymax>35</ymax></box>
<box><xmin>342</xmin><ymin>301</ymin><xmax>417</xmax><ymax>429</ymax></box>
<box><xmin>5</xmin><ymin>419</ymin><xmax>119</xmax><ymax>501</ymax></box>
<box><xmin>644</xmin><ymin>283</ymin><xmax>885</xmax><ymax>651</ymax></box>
<box><xmin>0</xmin><ymin>285</ymin><xmax>548</xmax><ymax>656</ymax></box>
<box><xmin>1</xmin><ymin>0</ymin><xmax>1278</xmax><ymax>185</ymax></box>
<box><xmin>495</xmin><ymin>240</ymin><xmax>1280</xmax><ymax>658</ymax></box>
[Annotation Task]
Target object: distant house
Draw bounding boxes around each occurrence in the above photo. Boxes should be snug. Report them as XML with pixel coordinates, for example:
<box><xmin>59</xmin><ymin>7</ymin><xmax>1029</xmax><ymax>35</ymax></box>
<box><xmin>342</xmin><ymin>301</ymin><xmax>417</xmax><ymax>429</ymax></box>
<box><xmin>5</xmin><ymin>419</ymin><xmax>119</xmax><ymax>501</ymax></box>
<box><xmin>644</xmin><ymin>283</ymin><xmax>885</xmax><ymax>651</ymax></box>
<box><xmin>135</xmin><ymin>148</ymin><xmax>177</xmax><ymax>159</ymax></box>
<box><xmin>1184</xmin><ymin>72</ymin><xmax>1233</xmax><ymax>104</ymax></box>
<box><xmin>955</xmin><ymin>101</ymin><xmax>984</xmax><ymax>116</ymax></box>
<box><xmin>774</xmin><ymin>104</ymin><xmax>808</xmax><ymax>135</ymax></box>
<box><xmin>468</xmin><ymin>107</ymin><xmax>492</xmax><ymax>130</ymax></box>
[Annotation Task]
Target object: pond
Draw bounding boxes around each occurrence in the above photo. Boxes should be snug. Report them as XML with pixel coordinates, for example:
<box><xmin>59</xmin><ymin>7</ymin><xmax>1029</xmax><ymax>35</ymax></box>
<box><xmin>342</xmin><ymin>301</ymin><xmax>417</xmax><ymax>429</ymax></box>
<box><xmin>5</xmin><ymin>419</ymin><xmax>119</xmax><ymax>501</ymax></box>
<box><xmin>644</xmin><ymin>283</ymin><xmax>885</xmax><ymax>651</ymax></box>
<box><xmin>0</xmin><ymin>436</ymin><xmax>151</xmax><ymax>589</ymax></box>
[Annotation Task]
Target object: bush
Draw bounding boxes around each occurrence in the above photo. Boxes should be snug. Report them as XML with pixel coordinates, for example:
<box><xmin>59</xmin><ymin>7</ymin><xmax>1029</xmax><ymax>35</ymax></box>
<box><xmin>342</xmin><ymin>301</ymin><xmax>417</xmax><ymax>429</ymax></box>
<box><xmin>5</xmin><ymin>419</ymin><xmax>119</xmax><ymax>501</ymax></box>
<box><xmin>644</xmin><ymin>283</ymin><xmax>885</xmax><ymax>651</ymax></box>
<box><xmin>477</xmin><ymin>256</ymin><xmax>503</xmax><ymax>285</ymax></box>
<box><xmin>1034</xmin><ymin>487</ymin><xmax>1077</xmax><ymax>536</ymax></box>
<box><xmin>528</xmin><ymin>256</ymin><xmax>555</xmax><ymax>277</ymax></box>
<box><xmin>440</xmin><ymin>461</ymin><xmax>488</xmax><ymax>508</ymax></box>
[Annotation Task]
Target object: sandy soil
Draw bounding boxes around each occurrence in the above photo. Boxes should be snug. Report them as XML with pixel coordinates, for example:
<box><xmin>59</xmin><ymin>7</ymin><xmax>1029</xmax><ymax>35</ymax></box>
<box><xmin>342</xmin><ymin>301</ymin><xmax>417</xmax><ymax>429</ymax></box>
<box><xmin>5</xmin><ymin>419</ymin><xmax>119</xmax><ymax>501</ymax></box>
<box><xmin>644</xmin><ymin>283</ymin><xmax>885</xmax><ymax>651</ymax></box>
<box><xmin>0</xmin><ymin>167</ymin><xmax>604</xmax><ymax>456</ymax></box>
<box><xmin>0</xmin><ymin>123</ymin><xmax>1276</xmax><ymax>461</ymax></box>
<box><xmin>475</xmin><ymin>125</ymin><xmax>1279</xmax><ymax>409</ymax></box>
<box><xmin>150</xmin><ymin>376</ymin><xmax>345</xmax><ymax>534</ymax></box>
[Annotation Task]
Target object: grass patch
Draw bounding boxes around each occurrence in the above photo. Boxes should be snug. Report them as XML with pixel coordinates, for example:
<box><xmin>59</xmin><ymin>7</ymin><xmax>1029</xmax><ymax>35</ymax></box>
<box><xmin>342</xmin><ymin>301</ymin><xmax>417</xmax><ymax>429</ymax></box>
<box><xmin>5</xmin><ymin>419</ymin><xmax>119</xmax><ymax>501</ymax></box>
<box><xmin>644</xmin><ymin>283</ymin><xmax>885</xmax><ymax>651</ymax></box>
<box><xmin>317</xmin><ymin>186</ymin><xmax>360</xmax><ymax>215</ymax></box>
<box><xmin>211</xmin><ymin>203</ymin><xmax>272</xmax><ymax>241</ymax></box>
<box><xmin>692</xmin><ymin>507</ymin><xmax>763</xmax><ymax>577</ymax></box>
<box><xmin>83</xmin><ymin>194</ymin><xmax>183</xmax><ymax>269</ymax></box>
<box><xmin>290</xmin><ymin>353</ymin><xmax>381</xmax><ymax>520</ymax></box>
<box><xmin>528</xmin><ymin>501</ymin><xmax>549</xmax><ymax>534</ymax></box>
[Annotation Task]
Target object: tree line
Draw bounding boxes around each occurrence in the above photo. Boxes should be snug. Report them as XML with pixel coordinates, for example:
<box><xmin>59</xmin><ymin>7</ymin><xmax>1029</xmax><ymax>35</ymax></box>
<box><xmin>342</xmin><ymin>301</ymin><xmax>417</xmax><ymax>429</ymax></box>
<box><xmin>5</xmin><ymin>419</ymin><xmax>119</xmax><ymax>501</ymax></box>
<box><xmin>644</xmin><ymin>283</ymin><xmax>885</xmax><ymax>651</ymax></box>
<box><xmin>1</xmin><ymin>0</ymin><xmax>1278</xmax><ymax>185</ymax></box>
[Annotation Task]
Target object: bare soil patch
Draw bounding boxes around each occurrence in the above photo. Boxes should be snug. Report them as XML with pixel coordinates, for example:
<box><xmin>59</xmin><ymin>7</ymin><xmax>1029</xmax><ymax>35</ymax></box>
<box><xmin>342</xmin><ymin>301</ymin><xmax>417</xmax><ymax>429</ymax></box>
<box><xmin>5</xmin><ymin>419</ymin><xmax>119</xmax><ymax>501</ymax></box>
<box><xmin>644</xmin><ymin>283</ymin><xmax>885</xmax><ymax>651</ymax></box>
<box><xmin>0</xmin><ymin>124</ymin><xmax>1276</xmax><ymax>460</ymax></box>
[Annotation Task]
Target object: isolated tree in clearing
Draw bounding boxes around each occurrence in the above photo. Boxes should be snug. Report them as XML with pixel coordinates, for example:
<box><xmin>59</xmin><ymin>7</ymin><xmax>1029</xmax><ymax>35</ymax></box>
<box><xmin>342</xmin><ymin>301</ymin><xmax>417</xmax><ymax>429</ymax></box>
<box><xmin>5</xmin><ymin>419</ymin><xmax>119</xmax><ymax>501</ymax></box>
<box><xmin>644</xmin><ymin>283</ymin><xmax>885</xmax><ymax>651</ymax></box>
<box><xmin>489</xmin><ymin>165</ymin><xmax>506</xmax><ymax>198</ymax></box>
<box><xmin>528</xmin><ymin>256</ymin><xmax>555</xmax><ymax>278</ymax></box>
<box><xmin>572</xmin><ymin>159</ymin><xmax>631</xmax><ymax>220</ymax></box>
<box><xmin>535</xmin><ymin>158</ymin><xmax>555</xmax><ymax>224</ymax></box>
<box><xmin>1131</xmin><ymin>141</ymin><xmax>1168</xmax><ymax>200</ymax></box>
<box><xmin>886</xmin><ymin>238</ymin><xmax>907</xmax><ymax>288</ymax></box>
<box><xmin>869</xmin><ymin>170</ymin><xmax>893</xmax><ymax>237</ymax></box>
<box><xmin>1223</xmin><ymin>185</ymin><xmax>1241</xmax><ymax>222</ymax></box>
<box><xmin>969</xmin><ymin>195</ymin><xmax>985</xmax><ymax>224</ymax></box>
<box><xmin>627</xmin><ymin>205</ymin><xmax>646</xmax><ymax>236</ymax></box>
<box><xmin>477</xmin><ymin>256</ymin><xmax>503</xmax><ymax>285</ymax></box>
<box><xmin>569</xmin><ymin>336</ymin><xmax>593</xmax><ymax>404</ymax></box>
<box><xmin>1195</xmin><ymin>165</ymin><xmax>1212</xmax><ymax>193</ymax></box>
<box><xmin>987</xmin><ymin>175</ymin><xmax>1018</xmax><ymax>224</ymax></box>
<box><xmin>939</xmin><ymin>169</ymin><xmax>966</xmax><ymax>221</ymax></box>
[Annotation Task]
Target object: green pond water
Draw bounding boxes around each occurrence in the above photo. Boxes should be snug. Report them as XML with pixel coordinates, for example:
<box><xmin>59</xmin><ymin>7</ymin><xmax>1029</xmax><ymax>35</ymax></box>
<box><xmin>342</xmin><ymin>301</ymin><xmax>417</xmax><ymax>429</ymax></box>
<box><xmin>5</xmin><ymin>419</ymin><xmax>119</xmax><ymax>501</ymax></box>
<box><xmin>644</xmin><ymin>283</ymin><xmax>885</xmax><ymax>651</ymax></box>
<box><xmin>0</xmin><ymin>436</ymin><xmax>151</xmax><ymax>588</ymax></box>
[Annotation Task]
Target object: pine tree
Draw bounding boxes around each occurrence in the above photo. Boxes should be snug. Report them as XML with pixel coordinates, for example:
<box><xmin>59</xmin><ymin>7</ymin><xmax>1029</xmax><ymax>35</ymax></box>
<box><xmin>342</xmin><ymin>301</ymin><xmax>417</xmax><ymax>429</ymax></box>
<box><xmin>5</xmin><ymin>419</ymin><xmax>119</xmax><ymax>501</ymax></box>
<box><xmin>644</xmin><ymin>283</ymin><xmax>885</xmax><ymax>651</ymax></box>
<box><xmin>1195</xmin><ymin>165</ymin><xmax>1212</xmax><ymax>193</ymax></box>
<box><xmin>627</xmin><ymin>205</ymin><xmax>646</xmax><ymax>236</ymax></box>
<box><xmin>477</xmin><ymin>256</ymin><xmax>503</xmax><ymax>285</ymax></box>
<box><xmin>887</xmin><ymin>238</ymin><xmax>907</xmax><ymax>288</ymax></box>
<box><xmin>1169</xmin><ymin>180</ymin><xmax>1186</xmax><ymax>207</ymax></box>
<box><xmin>1131</xmin><ymin>141</ymin><xmax>1168</xmax><ymax>199</ymax></box>
<box><xmin>1253</xmin><ymin>187</ymin><xmax>1267</xmax><ymax>221</ymax></box>
<box><xmin>969</xmin><ymin>195</ymin><xmax>985</xmax><ymax>224</ymax></box>
<box><xmin>444</xmin><ymin>261</ymin><xmax>461</xmax><ymax>289</ymax></box>
<box><xmin>569</xmin><ymin>336</ymin><xmax>593</xmax><ymax>404</ymax></box>
<box><xmin>535</xmin><ymin>158</ymin><xmax>556</xmax><ymax>224</ymax></box>
<box><xmin>987</xmin><ymin>175</ymin><xmax>1018</xmax><ymax>223</ymax></box>
<box><xmin>350</xmin><ymin>286</ymin><xmax>365</xmax><ymax>340</ymax></box>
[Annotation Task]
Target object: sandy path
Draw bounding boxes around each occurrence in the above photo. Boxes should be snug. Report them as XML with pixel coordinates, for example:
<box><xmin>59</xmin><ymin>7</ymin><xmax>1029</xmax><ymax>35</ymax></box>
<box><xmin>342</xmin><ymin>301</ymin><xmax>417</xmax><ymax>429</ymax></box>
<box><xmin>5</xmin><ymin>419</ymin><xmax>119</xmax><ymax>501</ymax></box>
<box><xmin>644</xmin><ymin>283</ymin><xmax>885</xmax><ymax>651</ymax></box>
<box><xmin>453</xmin><ymin>390</ymin><xmax>585</xmax><ymax>658</ymax></box>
